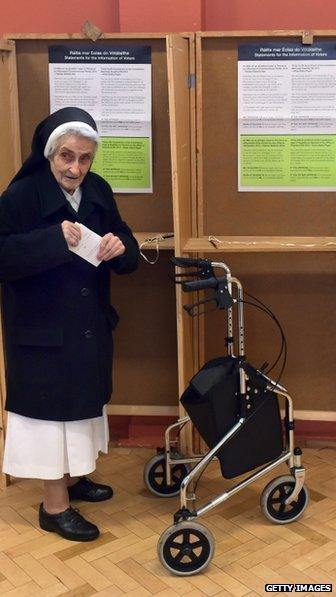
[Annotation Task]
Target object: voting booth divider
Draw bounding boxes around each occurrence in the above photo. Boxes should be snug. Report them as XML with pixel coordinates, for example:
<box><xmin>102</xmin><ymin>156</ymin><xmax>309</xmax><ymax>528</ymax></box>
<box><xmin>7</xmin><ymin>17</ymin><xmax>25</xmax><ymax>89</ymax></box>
<box><xmin>1</xmin><ymin>29</ymin><xmax>336</xmax><ymax>486</ymax></box>
<box><xmin>190</xmin><ymin>30</ymin><xmax>336</xmax><ymax>453</ymax></box>
<box><xmin>0</xmin><ymin>32</ymin><xmax>197</xmax><ymax>486</ymax></box>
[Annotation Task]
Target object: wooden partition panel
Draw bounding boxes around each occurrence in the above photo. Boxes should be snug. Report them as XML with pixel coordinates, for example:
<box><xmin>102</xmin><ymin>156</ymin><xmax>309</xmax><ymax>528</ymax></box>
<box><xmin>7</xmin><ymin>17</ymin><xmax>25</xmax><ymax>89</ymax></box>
<box><xmin>167</xmin><ymin>34</ymin><xmax>196</xmax><ymax>392</ymax></box>
<box><xmin>197</xmin><ymin>33</ymin><xmax>336</xmax><ymax>237</ymax></box>
<box><xmin>14</xmin><ymin>36</ymin><xmax>173</xmax><ymax>233</ymax></box>
<box><xmin>203</xmin><ymin>252</ymin><xmax>336</xmax><ymax>412</ymax></box>
<box><xmin>167</xmin><ymin>34</ymin><xmax>194</xmax><ymax>254</ymax></box>
<box><xmin>0</xmin><ymin>40</ymin><xmax>20</xmax><ymax>487</ymax></box>
<box><xmin>0</xmin><ymin>40</ymin><xmax>21</xmax><ymax>192</ymax></box>
<box><xmin>166</xmin><ymin>34</ymin><xmax>198</xmax><ymax>449</ymax></box>
<box><xmin>193</xmin><ymin>32</ymin><xmax>336</xmax><ymax>417</ymax></box>
<box><xmin>111</xmin><ymin>252</ymin><xmax>179</xmax><ymax>408</ymax></box>
<box><xmin>0</xmin><ymin>34</ymin><xmax>196</xmax><ymax>424</ymax></box>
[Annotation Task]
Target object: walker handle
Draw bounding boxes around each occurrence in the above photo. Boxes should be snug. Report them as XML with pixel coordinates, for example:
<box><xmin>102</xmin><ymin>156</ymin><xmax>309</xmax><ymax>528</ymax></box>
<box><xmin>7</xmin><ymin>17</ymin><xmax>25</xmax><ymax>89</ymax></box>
<box><xmin>171</xmin><ymin>256</ymin><xmax>211</xmax><ymax>268</ymax></box>
<box><xmin>182</xmin><ymin>277</ymin><xmax>219</xmax><ymax>292</ymax></box>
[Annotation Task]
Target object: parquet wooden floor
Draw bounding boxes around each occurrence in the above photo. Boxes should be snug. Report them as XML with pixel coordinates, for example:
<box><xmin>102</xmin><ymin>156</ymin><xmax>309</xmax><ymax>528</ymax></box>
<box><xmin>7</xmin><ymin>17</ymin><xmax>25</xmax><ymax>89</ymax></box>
<box><xmin>0</xmin><ymin>444</ymin><xmax>335</xmax><ymax>596</ymax></box>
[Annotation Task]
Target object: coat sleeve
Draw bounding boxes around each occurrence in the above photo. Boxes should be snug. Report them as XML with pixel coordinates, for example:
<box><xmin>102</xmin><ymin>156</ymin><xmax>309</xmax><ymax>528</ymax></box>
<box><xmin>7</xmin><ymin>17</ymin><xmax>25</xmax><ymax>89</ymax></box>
<box><xmin>0</xmin><ymin>190</ymin><xmax>73</xmax><ymax>282</ymax></box>
<box><xmin>99</xmin><ymin>181</ymin><xmax>140</xmax><ymax>275</ymax></box>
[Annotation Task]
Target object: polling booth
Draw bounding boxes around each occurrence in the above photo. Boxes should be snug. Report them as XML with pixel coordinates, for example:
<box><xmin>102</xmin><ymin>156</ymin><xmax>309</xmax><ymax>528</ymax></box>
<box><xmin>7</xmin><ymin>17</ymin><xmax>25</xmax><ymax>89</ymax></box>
<box><xmin>0</xmin><ymin>31</ymin><xmax>197</xmax><ymax>485</ymax></box>
<box><xmin>1</xmin><ymin>29</ymin><xmax>336</xmax><ymax>485</ymax></box>
<box><xmin>182</xmin><ymin>30</ymin><xmax>336</xmax><ymax>452</ymax></box>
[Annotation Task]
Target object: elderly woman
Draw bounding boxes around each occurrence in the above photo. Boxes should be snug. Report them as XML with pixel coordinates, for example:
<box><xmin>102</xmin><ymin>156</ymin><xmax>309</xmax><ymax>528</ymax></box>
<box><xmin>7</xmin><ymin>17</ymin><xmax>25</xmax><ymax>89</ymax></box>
<box><xmin>0</xmin><ymin>107</ymin><xmax>139</xmax><ymax>541</ymax></box>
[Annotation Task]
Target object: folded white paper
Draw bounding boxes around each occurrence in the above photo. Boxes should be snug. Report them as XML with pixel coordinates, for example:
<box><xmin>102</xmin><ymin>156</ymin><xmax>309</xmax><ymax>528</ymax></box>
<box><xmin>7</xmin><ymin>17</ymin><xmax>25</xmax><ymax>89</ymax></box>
<box><xmin>69</xmin><ymin>223</ymin><xmax>102</xmax><ymax>267</ymax></box>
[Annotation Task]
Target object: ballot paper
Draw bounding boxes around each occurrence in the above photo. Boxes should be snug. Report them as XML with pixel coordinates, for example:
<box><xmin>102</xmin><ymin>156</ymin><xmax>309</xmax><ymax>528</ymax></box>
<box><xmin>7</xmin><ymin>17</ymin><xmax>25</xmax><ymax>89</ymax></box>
<box><xmin>69</xmin><ymin>224</ymin><xmax>102</xmax><ymax>267</ymax></box>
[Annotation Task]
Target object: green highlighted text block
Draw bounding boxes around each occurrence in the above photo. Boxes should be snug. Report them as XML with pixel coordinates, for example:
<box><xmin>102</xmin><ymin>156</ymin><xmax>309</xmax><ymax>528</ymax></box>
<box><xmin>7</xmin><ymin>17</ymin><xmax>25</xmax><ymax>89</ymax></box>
<box><xmin>91</xmin><ymin>137</ymin><xmax>151</xmax><ymax>190</ymax></box>
<box><xmin>240</xmin><ymin>135</ymin><xmax>336</xmax><ymax>187</ymax></box>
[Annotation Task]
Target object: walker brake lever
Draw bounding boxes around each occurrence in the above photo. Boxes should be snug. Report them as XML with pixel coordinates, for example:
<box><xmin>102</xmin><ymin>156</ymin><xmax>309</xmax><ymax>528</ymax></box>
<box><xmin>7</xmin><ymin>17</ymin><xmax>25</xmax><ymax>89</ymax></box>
<box><xmin>173</xmin><ymin>270</ymin><xmax>203</xmax><ymax>284</ymax></box>
<box><xmin>184</xmin><ymin>296</ymin><xmax>218</xmax><ymax>317</ymax></box>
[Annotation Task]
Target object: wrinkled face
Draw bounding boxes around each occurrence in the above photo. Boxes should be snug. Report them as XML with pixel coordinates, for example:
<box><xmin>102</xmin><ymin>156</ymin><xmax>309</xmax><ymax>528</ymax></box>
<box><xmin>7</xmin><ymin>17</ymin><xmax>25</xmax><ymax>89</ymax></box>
<box><xmin>49</xmin><ymin>134</ymin><xmax>96</xmax><ymax>194</ymax></box>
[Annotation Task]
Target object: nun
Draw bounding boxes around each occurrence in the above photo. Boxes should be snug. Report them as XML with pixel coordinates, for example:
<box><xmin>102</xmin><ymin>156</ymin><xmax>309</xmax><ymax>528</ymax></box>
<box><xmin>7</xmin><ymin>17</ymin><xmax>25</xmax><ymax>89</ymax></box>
<box><xmin>0</xmin><ymin>107</ymin><xmax>139</xmax><ymax>541</ymax></box>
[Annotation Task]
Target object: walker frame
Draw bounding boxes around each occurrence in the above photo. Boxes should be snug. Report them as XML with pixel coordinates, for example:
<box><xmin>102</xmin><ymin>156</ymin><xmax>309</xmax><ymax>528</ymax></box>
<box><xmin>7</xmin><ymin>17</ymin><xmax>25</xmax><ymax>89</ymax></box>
<box><xmin>144</xmin><ymin>258</ymin><xmax>308</xmax><ymax>576</ymax></box>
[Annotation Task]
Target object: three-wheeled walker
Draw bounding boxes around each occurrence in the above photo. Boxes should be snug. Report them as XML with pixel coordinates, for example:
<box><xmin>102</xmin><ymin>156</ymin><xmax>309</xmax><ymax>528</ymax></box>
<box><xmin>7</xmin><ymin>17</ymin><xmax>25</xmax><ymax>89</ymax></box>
<box><xmin>144</xmin><ymin>257</ymin><xmax>309</xmax><ymax>575</ymax></box>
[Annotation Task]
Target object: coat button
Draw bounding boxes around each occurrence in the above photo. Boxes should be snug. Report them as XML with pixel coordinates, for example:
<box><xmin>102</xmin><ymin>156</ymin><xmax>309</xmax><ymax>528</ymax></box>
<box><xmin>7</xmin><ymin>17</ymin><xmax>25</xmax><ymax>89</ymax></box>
<box><xmin>81</xmin><ymin>287</ymin><xmax>90</xmax><ymax>297</ymax></box>
<box><xmin>84</xmin><ymin>330</ymin><xmax>93</xmax><ymax>339</ymax></box>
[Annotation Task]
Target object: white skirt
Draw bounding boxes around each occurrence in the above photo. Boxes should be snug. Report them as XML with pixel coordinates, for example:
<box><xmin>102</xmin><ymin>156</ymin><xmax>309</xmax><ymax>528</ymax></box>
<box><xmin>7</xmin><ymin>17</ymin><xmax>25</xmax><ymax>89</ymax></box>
<box><xmin>2</xmin><ymin>406</ymin><xmax>109</xmax><ymax>480</ymax></box>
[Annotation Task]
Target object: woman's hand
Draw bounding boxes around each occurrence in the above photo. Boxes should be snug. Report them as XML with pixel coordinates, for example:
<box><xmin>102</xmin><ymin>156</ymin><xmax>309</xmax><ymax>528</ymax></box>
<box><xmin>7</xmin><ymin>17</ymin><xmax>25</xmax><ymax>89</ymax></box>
<box><xmin>97</xmin><ymin>233</ymin><xmax>125</xmax><ymax>261</ymax></box>
<box><xmin>61</xmin><ymin>221</ymin><xmax>81</xmax><ymax>248</ymax></box>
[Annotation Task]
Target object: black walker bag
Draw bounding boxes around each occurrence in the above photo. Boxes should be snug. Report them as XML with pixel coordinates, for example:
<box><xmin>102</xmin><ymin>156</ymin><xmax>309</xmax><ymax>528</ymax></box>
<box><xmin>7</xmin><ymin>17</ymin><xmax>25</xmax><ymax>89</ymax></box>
<box><xmin>180</xmin><ymin>356</ymin><xmax>283</xmax><ymax>479</ymax></box>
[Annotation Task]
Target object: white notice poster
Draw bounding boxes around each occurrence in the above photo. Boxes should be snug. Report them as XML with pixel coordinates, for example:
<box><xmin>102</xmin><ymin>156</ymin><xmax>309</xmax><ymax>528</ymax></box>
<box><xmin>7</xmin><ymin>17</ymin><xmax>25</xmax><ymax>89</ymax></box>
<box><xmin>238</xmin><ymin>42</ymin><xmax>336</xmax><ymax>191</ymax></box>
<box><xmin>49</xmin><ymin>45</ymin><xmax>152</xmax><ymax>193</ymax></box>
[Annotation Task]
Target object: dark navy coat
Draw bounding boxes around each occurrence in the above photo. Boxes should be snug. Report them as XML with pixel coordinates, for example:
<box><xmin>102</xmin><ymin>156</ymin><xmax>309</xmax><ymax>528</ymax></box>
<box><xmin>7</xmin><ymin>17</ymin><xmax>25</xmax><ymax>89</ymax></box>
<box><xmin>0</xmin><ymin>163</ymin><xmax>139</xmax><ymax>421</ymax></box>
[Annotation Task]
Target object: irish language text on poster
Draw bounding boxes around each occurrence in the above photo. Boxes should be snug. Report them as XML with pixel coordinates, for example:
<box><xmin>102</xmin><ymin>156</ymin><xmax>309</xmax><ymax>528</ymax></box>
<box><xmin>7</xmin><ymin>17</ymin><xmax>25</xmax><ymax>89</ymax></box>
<box><xmin>238</xmin><ymin>42</ymin><xmax>336</xmax><ymax>191</ymax></box>
<box><xmin>48</xmin><ymin>45</ymin><xmax>152</xmax><ymax>193</ymax></box>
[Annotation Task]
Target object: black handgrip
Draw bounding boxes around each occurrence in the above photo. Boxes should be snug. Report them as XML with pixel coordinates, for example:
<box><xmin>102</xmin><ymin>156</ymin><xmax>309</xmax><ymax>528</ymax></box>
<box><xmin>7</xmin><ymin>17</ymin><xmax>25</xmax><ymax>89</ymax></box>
<box><xmin>171</xmin><ymin>256</ymin><xmax>212</xmax><ymax>268</ymax></box>
<box><xmin>182</xmin><ymin>276</ymin><xmax>219</xmax><ymax>292</ymax></box>
<box><xmin>171</xmin><ymin>257</ymin><xmax>200</xmax><ymax>268</ymax></box>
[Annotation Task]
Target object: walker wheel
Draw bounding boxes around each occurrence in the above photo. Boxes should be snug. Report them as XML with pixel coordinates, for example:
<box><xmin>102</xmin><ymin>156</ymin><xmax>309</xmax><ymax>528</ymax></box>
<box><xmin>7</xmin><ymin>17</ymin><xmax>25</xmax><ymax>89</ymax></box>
<box><xmin>143</xmin><ymin>453</ymin><xmax>189</xmax><ymax>498</ymax></box>
<box><xmin>157</xmin><ymin>521</ymin><xmax>215</xmax><ymax>575</ymax></box>
<box><xmin>261</xmin><ymin>475</ymin><xmax>309</xmax><ymax>524</ymax></box>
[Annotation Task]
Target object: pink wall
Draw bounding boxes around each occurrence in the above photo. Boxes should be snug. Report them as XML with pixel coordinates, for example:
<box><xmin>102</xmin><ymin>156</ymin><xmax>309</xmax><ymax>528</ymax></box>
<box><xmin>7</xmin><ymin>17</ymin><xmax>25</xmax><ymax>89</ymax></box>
<box><xmin>1</xmin><ymin>0</ymin><xmax>336</xmax><ymax>36</ymax></box>
<box><xmin>0</xmin><ymin>0</ymin><xmax>119</xmax><ymax>35</ymax></box>
<box><xmin>204</xmin><ymin>0</ymin><xmax>336</xmax><ymax>31</ymax></box>
<box><xmin>118</xmin><ymin>0</ymin><xmax>203</xmax><ymax>32</ymax></box>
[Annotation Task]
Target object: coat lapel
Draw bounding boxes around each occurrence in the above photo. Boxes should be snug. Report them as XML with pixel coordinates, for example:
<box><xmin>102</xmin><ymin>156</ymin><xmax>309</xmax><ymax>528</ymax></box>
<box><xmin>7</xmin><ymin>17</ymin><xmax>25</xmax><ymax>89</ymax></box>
<box><xmin>35</xmin><ymin>163</ymin><xmax>69</xmax><ymax>218</ymax></box>
<box><xmin>35</xmin><ymin>163</ymin><xmax>109</xmax><ymax>224</ymax></box>
<box><xmin>77</xmin><ymin>174</ymin><xmax>109</xmax><ymax>223</ymax></box>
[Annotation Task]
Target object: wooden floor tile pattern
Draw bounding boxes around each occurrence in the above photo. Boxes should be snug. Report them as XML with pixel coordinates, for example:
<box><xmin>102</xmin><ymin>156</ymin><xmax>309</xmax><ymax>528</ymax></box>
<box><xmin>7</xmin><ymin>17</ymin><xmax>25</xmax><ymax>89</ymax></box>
<box><xmin>0</xmin><ymin>446</ymin><xmax>335</xmax><ymax>596</ymax></box>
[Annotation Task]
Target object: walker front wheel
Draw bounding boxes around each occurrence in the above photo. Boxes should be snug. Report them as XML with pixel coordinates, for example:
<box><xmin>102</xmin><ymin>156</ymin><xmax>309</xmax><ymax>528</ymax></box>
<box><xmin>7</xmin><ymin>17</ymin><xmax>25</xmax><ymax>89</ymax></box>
<box><xmin>261</xmin><ymin>475</ymin><xmax>309</xmax><ymax>524</ymax></box>
<box><xmin>143</xmin><ymin>454</ymin><xmax>189</xmax><ymax>498</ymax></box>
<box><xmin>158</xmin><ymin>521</ymin><xmax>215</xmax><ymax>575</ymax></box>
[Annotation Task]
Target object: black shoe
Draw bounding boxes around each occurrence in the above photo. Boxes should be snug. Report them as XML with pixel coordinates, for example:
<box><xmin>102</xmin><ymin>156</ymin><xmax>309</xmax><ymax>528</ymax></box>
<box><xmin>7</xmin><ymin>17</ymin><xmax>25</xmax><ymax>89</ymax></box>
<box><xmin>39</xmin><ymin>503</ymin><xmax>99</xmax><ymax>541</ymax></box>
<box><xmin>68</xmin><ymin>476</ymin><xmax>113</xmax><ymax>502</ymax></box>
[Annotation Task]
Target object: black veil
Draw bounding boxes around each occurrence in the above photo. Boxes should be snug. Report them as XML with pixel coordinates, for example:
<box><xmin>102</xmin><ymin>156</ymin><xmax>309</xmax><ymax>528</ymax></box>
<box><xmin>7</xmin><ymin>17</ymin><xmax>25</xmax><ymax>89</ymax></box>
<box><xmin>9</xmin><ymin>107</ymin><xmax>97</xmax><ymax>187</ymax></box>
